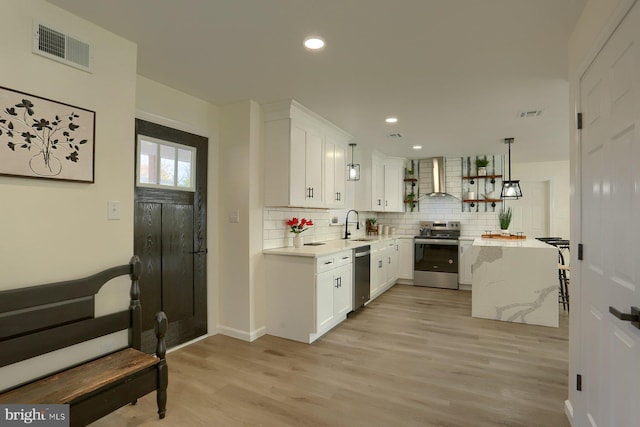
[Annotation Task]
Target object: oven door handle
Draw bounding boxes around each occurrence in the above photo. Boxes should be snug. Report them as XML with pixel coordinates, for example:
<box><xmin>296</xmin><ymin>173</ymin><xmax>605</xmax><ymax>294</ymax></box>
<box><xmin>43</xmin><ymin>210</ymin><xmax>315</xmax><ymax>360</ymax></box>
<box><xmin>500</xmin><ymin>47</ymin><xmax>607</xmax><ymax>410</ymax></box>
<box><xmin>415</xmin><ymin>239</ymin><xmax>459</xmax><ymax>246</ymax></box>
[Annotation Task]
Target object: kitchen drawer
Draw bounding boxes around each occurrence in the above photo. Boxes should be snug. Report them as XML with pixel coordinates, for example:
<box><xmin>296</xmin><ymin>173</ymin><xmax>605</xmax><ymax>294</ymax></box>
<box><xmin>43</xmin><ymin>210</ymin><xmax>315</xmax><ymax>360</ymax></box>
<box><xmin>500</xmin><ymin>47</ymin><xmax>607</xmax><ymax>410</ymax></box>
<box><xmin>334</xmin><ymin>250</ymin><xmax>352</xmax><ymax>267</ymax></box>
<box><xmin>317</xmin><ymin>250</ymin><xmax>352</xmax><ymax>274</ymax></box>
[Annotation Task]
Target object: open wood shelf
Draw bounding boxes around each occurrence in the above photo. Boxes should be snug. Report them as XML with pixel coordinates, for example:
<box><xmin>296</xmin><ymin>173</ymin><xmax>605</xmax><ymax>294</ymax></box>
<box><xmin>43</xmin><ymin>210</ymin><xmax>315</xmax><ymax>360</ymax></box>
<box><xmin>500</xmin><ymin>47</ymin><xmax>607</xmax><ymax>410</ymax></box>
<box><xmin>463</xmin><ymin>199</ymin><xmax>502</xmax><ymax>203</ymax></box>
<box><xmin>462</xmin><ymin>174</ymin><xmax>502</xmax><ymax>180</ymax></box>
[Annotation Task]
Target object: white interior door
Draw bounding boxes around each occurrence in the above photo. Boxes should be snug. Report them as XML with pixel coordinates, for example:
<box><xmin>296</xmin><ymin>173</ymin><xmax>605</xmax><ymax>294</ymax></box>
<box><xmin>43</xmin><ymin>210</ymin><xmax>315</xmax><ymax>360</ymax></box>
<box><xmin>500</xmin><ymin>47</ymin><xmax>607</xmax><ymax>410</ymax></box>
<box><xmin>507</xmin><ymin>181</ymin><xmax>550</xmax><ymax>238</ymax></box>
<box><xmin>579</xmin><ymin>2</ymin><xmax>640</xmax><ymax>426</ymax></box>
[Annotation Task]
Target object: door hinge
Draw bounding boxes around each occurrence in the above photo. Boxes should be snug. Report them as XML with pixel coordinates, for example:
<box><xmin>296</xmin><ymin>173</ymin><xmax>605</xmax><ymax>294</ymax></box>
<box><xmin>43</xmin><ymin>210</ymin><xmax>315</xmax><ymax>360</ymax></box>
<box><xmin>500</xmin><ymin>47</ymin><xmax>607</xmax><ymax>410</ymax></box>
<box><xmin>577</xmin><ymin>112</ymin><xmax>583</xmax><ymax>130</ymax></box>
<box><xmin>577</xmin><ymin>374</ymin><xmax>582</xmax><ymax>391</ymax></box>
<box><xmin>578</xmin><ymin>243</ymin><xmax>583</xmax><ymax>260</ymax></box>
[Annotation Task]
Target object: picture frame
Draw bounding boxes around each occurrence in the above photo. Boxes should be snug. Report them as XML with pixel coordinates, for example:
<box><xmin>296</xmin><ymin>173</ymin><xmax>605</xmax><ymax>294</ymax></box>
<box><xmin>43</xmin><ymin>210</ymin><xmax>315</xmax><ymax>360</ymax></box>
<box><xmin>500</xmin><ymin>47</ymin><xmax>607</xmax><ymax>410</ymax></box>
<box><xmin>0</xmin><ymin>86</ymin><xmax>95</xmax><ymax>183</ymax></box>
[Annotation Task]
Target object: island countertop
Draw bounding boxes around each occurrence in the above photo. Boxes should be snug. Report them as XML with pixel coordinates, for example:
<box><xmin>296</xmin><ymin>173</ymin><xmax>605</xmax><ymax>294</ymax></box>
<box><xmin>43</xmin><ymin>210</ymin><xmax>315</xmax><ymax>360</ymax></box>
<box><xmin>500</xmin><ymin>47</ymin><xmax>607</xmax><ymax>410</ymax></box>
<box><xmin>472</xmin><ymin>237</ymin><xmax>552</xmax><ymax>249</ymax></box>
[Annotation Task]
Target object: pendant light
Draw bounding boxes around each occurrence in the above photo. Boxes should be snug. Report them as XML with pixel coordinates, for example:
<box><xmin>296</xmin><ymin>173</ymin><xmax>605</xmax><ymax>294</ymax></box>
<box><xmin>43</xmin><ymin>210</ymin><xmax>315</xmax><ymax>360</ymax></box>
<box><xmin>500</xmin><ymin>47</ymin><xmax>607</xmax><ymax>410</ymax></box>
<box><xmin>500</xmin><ymin>137</ymin><xmax>523</xmax><ymax>199</ymax></box>
<box><xmin>347</xmin><ymin>143</ymin><xmax>360</xmax><ymax>181</ymax></box>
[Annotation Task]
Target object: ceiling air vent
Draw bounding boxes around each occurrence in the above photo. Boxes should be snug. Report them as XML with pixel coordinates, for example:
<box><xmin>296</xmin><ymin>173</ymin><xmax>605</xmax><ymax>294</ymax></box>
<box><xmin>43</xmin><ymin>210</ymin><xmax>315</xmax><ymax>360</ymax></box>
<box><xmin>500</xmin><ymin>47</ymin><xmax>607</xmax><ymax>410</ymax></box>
<box><xmin>33</xmin><ymin>22</ymin><xmax>92</xmax><ymax>72</ymax></box>
<box><xmin>518</xmin><ymin>109</ymin><xmax>542</xmax><ymax>118</ymax></box>
<box><xmin>387</xmin><ymin>133</ymin><xmax>404</xmax><ymax>139</ymax></box>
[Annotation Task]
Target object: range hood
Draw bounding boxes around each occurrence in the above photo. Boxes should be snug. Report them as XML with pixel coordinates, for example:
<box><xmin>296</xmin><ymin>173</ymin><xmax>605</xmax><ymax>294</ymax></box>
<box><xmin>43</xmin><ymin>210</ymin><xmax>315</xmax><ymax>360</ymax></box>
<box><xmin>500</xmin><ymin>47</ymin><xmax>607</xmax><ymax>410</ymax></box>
<box><xmin>420</xmin><ymin>157</ymin><xmax>456</xmax><ymax>198</ymax></box>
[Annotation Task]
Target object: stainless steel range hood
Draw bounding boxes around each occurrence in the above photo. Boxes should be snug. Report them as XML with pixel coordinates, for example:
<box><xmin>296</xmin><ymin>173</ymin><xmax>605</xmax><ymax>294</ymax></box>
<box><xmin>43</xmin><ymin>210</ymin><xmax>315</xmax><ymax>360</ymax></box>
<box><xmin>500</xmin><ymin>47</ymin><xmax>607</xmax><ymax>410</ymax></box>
<box><xmin>419</xmin><ymin>157</ymin><xmax>457</xmax><ymax>198</ymax></box>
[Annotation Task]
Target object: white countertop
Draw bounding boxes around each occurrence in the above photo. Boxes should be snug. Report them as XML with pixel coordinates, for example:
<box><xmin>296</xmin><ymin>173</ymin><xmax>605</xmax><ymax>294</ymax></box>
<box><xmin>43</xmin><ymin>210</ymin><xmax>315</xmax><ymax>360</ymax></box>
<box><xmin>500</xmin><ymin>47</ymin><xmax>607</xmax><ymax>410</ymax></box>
<box><xmin>263</xmin><ymin>235</ymin><xmax>411</xmax><ymax>258</ymax></box>
<box><xmin>472</xmin><ymin>237</ymin><xmax>553</xmax><ymax>249</ymax></box>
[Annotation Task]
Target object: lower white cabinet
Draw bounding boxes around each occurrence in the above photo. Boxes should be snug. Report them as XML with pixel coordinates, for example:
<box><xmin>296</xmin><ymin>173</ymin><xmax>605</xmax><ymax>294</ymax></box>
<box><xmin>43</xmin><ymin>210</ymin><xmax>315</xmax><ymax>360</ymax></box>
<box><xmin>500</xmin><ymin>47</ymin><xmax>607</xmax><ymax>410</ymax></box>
<box><xmin>398</xmin><ymin>237</ymin><xmax>414</xmax><ymax>281</ymax></box>
<box><xmin>459</xmin><ymin>238</ymin><xmax>474</xmax><ymax>286</ymax></box>
<box><xmin>266</xmin><ymin>250</ymin><xmax>353</xmax><ymax>343</ymax></box>
<box><xmin>370</xmin><ymin>239</ymin><xmax>398</xmax><ymax>300</ymax></box>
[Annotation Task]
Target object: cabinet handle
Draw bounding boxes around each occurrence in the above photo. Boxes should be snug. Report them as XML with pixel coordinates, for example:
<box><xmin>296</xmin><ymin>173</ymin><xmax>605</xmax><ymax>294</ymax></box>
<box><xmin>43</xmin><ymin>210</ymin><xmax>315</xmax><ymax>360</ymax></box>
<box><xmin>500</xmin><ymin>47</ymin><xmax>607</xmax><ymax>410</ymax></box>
<box><xmin>377</xmin><ymin>199</ymin><xmax>381</xmax><ymax>206</ymax></box>
<box><xmin>388</xmin><ymin>256</ymin><xmax>391</xmax><ymax>264</ymax></box>
<box><xmin>342</xmin><ymin>256</ymin><xmax>350</xmax><ymax>260</ymax></box>
<box><xmin>325</xmin><ymin>261</ymin><xmax>333</xmax><ymax>265</ymax></box>
<box><xmin>385</xmin><ymin>200</ymin><xmax>388</xmax><ymax>206</ymax></box>
<box><xmin>378</xmin><ymin>260</ymin><xmax>383</xmax><ymax>268</ymax></box>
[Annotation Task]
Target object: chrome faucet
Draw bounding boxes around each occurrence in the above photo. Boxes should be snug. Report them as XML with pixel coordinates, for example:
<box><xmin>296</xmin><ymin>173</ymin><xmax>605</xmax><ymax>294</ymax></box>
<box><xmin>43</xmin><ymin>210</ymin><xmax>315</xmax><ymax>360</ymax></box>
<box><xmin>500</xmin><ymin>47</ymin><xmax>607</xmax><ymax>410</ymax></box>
<box><xmin>344</xmin><ymin>209</ymin><xmax>360</xmax><ymax>239</ymax></box>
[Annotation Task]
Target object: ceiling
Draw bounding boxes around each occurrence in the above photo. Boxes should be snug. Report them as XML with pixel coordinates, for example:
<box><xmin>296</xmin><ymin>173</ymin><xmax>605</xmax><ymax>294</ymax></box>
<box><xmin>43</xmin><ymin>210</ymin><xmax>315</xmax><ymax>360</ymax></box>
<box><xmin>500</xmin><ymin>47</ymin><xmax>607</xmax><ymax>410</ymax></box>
<box><xmin>47</xmin><ymin>0</ymin><xmax>586</xmax><ymax>162</ymax></box>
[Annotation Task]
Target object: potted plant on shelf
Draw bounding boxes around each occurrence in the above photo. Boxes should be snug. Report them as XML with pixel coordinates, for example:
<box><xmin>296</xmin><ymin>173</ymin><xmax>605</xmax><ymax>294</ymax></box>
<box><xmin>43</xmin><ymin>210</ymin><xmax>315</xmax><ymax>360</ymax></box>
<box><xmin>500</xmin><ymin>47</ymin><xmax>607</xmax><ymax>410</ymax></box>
<box><xmin>498</xmin><ymin>207</ymin><xmax>512</xmax><ymax>236</ymax></box>
<box><xmin>476</xmin><ymin>156</ymin><xmax>489</xmax><ymax>176</ymax></box>
<box><xmin>366</xmin><ymin>217</ymin><xmax>378</xmax><ymax>235</ymax></box>
<box><xmin>404</xmin><ymin>192</ymin><xmax>417</xmax><ymax>212</ymax></box>
<box><xmin>286</xmin><ymin>217</ymin><xmax>314</xmax><ymax>248</ymax></box>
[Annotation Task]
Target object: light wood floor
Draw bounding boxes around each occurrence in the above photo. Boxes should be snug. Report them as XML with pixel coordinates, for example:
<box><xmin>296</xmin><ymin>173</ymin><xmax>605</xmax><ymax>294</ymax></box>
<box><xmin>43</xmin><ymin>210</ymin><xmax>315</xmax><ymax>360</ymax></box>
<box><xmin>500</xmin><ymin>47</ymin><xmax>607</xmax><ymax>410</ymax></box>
<box><xmin>92</xmin><ymin>285</ymin><xmax>569</xmax><ymax>427</ymax></box>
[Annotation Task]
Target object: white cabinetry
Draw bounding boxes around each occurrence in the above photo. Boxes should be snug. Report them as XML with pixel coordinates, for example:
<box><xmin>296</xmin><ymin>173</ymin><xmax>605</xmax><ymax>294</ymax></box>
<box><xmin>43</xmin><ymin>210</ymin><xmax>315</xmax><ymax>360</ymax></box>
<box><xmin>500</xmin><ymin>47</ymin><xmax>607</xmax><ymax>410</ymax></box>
<box><xmin>264</xmin><ymin>100</ymin><xmax>352</xmax><ymax>208</ymax></box>
<box><xmin>370</xmin><ymin>239</ymin><xmax>399</xmax><ymax>300</ymax></box>
<box><xmin>265</xmin><ymin>250</ymin><xmax>353</xmax><ymax>343</ymax></box>
<box><xmin>397</xmin><ymin>237</ymin><xmax>414</xmax><ymax>282</ymax></box>
<box><xmin>324</xmin><ymin>137</ymin><xmax>347</xmax><ymax>208</ymax></box>
<box><xmin>371</xmin><ymin>156</ymin><xmax>404</xmax><ymax>212</ymax></box>
<box><xmin>459</xmin><ymin>238</ymin><xmax>474</xmax><ymax>287</ymax></box>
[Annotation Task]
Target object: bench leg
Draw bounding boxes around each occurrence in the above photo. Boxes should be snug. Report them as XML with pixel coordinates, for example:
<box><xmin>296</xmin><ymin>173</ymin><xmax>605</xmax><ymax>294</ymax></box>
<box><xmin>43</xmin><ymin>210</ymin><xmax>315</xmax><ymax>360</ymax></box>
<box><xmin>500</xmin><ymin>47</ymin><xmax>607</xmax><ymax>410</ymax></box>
<box><xmin>131</xmin><ymin>399</ymin><xmax>138</xmax><ymax>405</ymax></box>
<box><xmin>155</xmin><ymin>311</ymin><xmax>169</xmax><ymax>420</ymax></box>
<box><xmin>157</xmin><ymin>358</ymin><xmax>168</xmax><ymax>419</ymax></box>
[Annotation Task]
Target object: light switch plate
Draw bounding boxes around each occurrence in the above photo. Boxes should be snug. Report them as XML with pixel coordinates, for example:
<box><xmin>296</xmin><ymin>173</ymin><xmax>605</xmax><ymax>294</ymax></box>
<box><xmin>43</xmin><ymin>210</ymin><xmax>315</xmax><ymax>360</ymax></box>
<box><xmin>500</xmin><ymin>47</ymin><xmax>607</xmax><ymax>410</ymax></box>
<box><xmin>108</xmin><ymin>200</ymin><xmax>121</xmax><ymax>220</ymax></box>
<box><xmin>229</xmin><ymin>210</ymin><xmax>239</xmax><ymax>223</ymax></box>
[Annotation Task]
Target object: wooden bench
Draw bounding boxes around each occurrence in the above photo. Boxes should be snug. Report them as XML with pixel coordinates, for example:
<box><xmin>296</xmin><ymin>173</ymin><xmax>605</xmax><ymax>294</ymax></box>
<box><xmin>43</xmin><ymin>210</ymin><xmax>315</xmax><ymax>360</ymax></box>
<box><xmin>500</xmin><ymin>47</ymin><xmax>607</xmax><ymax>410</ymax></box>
<box><xmin>0</xmin><ymin>256</ymin><xmax>168</xmax><ymax>426</ymax></box>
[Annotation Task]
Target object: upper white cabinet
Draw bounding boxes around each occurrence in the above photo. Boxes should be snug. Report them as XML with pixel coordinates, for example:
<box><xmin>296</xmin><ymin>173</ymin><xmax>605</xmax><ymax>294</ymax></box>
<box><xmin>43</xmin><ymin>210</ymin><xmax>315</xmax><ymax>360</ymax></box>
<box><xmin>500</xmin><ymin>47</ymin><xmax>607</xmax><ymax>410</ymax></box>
<box><xmin>264</xmin><ymin>100</ymin><xmax>352</xmax><ymax>208</ymax></box>
<box><xmin>324</xmin><ymin>137</ymin><xmax>347</xmax><ymax>208</ymax></box>
<box><xmin>371</xmin><ymin>156</ymin><xmax>404</xmax><ymax>212</ymax></box>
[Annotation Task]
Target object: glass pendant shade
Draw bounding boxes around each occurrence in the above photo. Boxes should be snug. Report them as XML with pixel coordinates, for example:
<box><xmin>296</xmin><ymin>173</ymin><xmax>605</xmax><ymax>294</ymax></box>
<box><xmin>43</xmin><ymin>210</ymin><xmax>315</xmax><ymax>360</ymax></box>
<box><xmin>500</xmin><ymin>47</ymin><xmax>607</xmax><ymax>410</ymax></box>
<box><xmin>347</xmin><ymin>143</ymin><xmax>360</xmax><ymax>181</ymax></box>
<box><xmin>347</xmin><ymin>163</ymin><xmax>360</xmax><ymax>181</ymax></box>
<box><xmin>501</xmin><ymin>180</ymin><xmax>523</xmax><ymax>198</ymax></box>
<box><xmin>501</xmin><ymin>137</ymin><xmax>522</xmax><ymax>199</ymax></box>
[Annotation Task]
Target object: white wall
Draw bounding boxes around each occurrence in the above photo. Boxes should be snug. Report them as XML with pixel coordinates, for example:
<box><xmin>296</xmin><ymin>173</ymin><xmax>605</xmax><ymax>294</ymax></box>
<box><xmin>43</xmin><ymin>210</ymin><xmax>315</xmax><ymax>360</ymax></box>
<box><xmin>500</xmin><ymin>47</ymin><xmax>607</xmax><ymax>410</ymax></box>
<box><xmin>0</xmin><ymin>0</ymin><xmax>137</xmax><ymax>390</ymax></box>
<box><xmin>217</xmin><ymin>100</ymin><xmax>265</xmax><ymax>341</ymax></box>
<box><xmin>135</xmin><ymin>75</ymin><xmax>220</xmax><ymax>336</ymax></box>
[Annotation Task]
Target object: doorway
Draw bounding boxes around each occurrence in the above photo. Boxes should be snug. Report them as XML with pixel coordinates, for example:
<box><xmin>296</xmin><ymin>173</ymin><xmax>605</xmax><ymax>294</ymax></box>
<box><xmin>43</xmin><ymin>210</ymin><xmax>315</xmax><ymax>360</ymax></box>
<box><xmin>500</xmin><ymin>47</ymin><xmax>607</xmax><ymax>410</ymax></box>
<box><xmin>134</xmin><ymin>119</ymin><xmax>208</xmax><ymax>351</ymax></box>
<box><xmin>507</xmin><ymin>180</ymin><xmax>550</xmax><ymax>238</ymax></box>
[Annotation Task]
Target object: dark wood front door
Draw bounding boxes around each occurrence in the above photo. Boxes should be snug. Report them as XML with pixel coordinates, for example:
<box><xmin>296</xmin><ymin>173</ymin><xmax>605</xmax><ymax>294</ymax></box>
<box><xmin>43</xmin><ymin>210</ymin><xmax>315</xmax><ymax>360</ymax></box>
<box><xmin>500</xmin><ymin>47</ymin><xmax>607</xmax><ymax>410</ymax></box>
<box><xmin>134</xmin><ymin>119</ymin><xmax>207</xmax><ymax>351</ymax></box>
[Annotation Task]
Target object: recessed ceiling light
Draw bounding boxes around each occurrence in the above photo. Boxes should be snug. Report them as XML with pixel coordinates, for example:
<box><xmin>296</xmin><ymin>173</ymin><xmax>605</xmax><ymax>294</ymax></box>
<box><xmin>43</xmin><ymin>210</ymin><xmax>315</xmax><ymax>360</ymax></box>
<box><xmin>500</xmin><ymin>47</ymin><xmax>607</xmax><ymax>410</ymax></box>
<box><xmin>412</xmin><ymin>145</ymin><xmax>423</xmax><ymax>150</ymax></box>
<box><xmin>385</xmin><ymin>117</ymin><xmax>398</xmax><ymax>123</ymax></box>
<box><xmin>304</xmin><ymin>37</ymin><xmax>325</xmax><ymax>50</ymax></box>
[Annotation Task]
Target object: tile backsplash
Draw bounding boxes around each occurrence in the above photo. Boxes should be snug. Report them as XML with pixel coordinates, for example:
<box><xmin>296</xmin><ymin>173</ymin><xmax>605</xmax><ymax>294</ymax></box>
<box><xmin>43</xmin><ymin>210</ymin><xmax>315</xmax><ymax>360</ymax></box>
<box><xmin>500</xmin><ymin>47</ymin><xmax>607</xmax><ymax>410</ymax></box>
<box><xmin>376</xmin><ymin>199</ymin><xmax>502</xmax><ymax>237</ymax></box>
<box><xmin>263</xmin><ymin>207</ymin><xmax>374</xmax><ymax>249</ymax></box>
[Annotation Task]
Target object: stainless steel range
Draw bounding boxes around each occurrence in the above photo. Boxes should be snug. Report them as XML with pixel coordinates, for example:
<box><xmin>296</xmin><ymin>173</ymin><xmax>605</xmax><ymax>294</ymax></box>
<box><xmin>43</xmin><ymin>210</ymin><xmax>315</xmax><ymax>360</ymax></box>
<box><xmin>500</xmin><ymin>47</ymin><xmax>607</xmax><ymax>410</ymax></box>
<box><xmin>414</xmin><ymin>221</ymin><xmax>460</xmax><ymax>289</ymax></box>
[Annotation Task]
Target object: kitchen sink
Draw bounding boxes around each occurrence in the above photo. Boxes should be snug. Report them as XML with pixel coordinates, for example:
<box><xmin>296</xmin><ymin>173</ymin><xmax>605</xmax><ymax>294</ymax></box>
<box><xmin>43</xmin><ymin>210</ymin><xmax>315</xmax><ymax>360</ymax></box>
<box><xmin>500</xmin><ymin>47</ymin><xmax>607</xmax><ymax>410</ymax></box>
<box><xmin>303</xmin><ymin>242</ymin><xmax>326</xmax><ymax>246</ymax></box>
<box><xmin>351</xmin><ymin>238</ymin><xmax>374</xmax><ymax>242</ymax></box>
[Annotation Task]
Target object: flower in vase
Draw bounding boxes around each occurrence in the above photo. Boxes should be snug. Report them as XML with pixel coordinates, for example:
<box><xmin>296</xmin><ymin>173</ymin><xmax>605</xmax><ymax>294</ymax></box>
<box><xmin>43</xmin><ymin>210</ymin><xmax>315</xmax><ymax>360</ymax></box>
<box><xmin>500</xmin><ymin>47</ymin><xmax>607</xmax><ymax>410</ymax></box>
<box><xmin>286</xmin><ymin>217</ymin><xmax>314</xmax><ymax>234</ymax></box>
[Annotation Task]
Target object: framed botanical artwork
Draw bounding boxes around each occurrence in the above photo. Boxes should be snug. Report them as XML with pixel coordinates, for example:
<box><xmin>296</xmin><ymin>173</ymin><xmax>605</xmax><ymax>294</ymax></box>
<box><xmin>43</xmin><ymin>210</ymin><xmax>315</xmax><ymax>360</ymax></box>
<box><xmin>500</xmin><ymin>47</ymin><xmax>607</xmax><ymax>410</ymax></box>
<box><xmin>0</xmin><ymin>86</ymin><xmax>95</xmax><ymax>183</ymax></box>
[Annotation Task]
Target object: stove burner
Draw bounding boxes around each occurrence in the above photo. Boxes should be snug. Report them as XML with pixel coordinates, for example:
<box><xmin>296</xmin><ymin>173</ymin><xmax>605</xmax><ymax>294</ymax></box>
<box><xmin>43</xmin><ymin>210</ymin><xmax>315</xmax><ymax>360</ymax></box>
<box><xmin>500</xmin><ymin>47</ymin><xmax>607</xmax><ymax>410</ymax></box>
<box><xmin>417</xmin><ymin>220</ymin><xmax>461</xmax><ymax>240</ymax></box>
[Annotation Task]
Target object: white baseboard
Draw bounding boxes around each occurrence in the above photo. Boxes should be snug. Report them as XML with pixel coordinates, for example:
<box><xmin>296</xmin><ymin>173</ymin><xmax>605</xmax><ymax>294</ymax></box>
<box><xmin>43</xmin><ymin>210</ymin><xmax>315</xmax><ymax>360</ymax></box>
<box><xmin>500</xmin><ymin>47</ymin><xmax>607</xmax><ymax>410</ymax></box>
<box><xmin>459</xmin><ymin>284</ymin><xmax>472</xmax><ymax>291</ymax></box>
<box><xmin>250</xmin><ymin>326</ymin><xmax>267</xmax><ymax>341</ymax></box>
<box><xmin>564</xmin><ymin>400</ymin><xmax>574</xmax><ymax>426</ymax></box>
<box><xmin>218</xmin><ymin>325</ymin><xmax>266</xmax><ymax>342</ymax></box>
<box><xmin>166</xmin><ymin>334</ymin><xmax>208</xmax><ymax>354</ymax></box>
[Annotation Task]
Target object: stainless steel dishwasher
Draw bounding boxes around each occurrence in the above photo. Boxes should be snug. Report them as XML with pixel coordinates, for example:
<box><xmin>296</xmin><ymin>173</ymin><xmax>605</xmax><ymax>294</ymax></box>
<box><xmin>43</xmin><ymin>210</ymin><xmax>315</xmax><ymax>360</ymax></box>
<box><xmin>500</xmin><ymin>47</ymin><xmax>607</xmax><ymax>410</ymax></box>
<box><xmin>352</xmin><ymin>245</ymin><xmax>371</xmax><ymax>311</ymax></box>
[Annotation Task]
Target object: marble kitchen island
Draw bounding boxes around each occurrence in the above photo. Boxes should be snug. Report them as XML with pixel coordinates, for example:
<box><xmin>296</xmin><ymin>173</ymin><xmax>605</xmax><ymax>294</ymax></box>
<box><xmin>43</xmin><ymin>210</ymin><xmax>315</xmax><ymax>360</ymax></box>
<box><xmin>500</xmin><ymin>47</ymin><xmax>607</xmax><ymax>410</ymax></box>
<box><xmin>471</xmin><ymin>237</ymin><xmax>558</xmax><ymax>327</ymax></box>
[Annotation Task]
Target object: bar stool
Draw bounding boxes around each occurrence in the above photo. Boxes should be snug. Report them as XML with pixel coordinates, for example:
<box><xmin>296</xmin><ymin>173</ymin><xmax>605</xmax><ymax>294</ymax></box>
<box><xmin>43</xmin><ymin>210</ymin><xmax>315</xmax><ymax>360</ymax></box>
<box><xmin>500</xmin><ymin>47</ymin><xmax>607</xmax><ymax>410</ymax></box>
<box><xmin>537</xmin><ymin>238</ymin><xmax>570</xmax><ymax>310</ymax></box>
<box><xmin>558</xmin><ymin>249</ymin><xmax>570</xmax><ymax>311</ymax></box>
